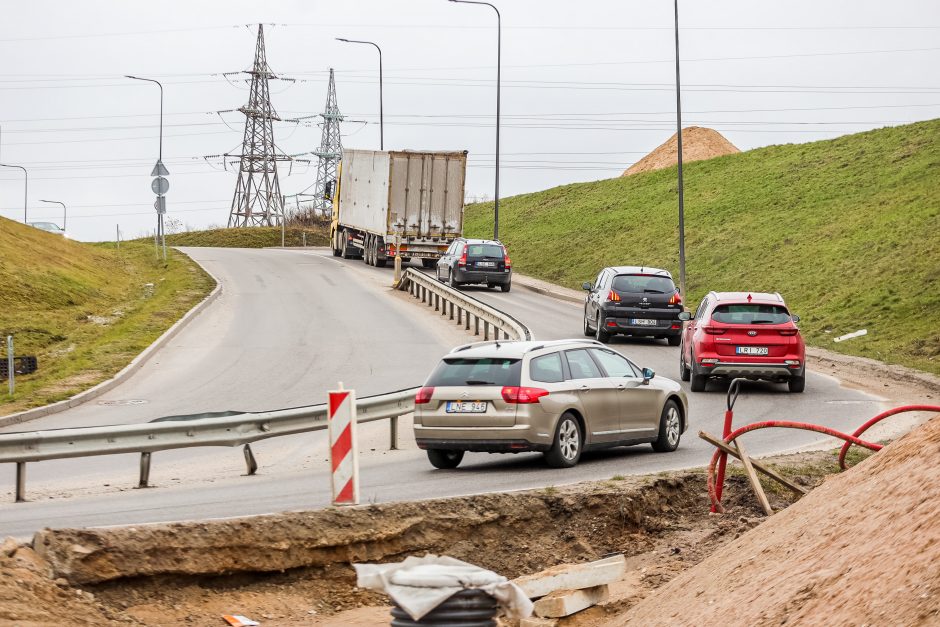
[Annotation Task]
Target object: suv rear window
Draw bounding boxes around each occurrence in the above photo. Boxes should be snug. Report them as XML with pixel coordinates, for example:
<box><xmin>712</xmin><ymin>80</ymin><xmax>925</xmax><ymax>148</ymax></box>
<box><xmin>711</xmin><ymin>304</ymin><xmax>791</xmax><ymax>324</ymax></box>
<box><xmin>611</xmin><ymin>274</ymin><xmax>675</xmax><ymax>294</ymax></box>
<box><xmin>426</xmin><ymin>358</ymin><xmax>521</xmax><ymax>387</ymax></box>
<box><xmin>466</xmin><ymin>244</ymin><xmax>504</xmax><ymax>258</ymax></box>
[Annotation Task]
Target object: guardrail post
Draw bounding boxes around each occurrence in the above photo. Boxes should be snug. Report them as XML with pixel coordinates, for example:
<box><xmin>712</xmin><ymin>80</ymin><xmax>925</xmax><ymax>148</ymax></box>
<box><xmin>138</xmin><ymin>452</ymin><xmax>152</xmax><ymax>488</ymax></box>
<box><xmin>434</xmin><ymin>293</ymin><xmax>440</xmax><ymax>311</ymax></box>
<box><xmin>15</xmin><ymin>462</ymin><xmax>26</xmax><ymax>503</ymax></box>
<box><xmin>243</xmin><ymin>444</ymin><xmax>258</xmax><ymax>475</ymax></box>
<box><xmin>457</xmin><ymin>307</ymin><xmax>463</xmax><ymax>325</ymax></box>
<box><xmin>484</xmin><ymin>321</ymin><xmax>490</xmax><ymax>341</ymax></box>
<box><xmin>449</xmin><ymin>302</ymin><xmax>454</xmax><ymax>320</ymax></box>
<box><xmin>474</xmin><ymin>315</ymin><xmax>480</xmax><ymax>336</ymax></box>
<box><xmin>390</xmin><ymin>415</ymin><xmax>399</xmax><ymax>450</ymax></box>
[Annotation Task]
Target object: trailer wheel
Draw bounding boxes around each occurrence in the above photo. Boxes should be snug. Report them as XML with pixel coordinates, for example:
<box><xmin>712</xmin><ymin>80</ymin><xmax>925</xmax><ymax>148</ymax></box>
<box><xmin>365</xmin><ymin>235</ymin><xmax>374</xmax><ymax>265</ymax></box>
<box><xmin>375</xmin><ymin>238</ymin><xmax>387</xmax><ymax>268</ymax></box>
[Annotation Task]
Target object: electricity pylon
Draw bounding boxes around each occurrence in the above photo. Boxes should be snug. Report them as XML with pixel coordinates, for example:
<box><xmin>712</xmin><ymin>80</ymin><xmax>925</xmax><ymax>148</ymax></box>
<box><xmin>227</xmin><ymin>24</ymin><xmax>290</xmax><ymax>228</ymax></box>
<box><xmin>311</xmin><ymin>68</ymin><xmax>344</xmax><ymax>218</ymax></box>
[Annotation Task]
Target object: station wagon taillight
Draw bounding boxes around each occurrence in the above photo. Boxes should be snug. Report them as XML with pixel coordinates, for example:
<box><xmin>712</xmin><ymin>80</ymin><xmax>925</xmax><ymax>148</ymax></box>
<box><xmin>606</xmin><ymin>290</ymin><xmax>621</xmax><ymax>302</ymax></box>
<box><xmin>501</xmin><ymin>386</ymin><xmax>549</xmax><ymax>404</ymax></box>
<box><xmin>458</xmin><ymin>249</ymin><xmax>467</xmax><ymax>267</ymax></box>
<box><xmin>504</xmin><ymin>253</ymin><xmax>512</xmax><ymax>268</ymax></box>
<box><xmin>415</xmin><ymin>387</ymin><xmax>435</xmax><ymax>404</ymax></box>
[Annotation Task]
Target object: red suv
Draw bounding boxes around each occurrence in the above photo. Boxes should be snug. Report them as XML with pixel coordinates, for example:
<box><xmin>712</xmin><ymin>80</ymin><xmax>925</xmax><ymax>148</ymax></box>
<box><xmin>678</xmin><ymin>292</ymin><xmax>805</xmax><ymax>393</ymax></box>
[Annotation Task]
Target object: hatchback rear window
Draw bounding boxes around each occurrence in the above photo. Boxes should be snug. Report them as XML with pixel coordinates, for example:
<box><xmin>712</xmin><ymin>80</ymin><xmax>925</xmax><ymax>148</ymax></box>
<box><xmin>611</xmin><ymin>274</ymin><xmax>676</xmax><ymax>294</ymax></box>
<box><xmin>466</xmin><ymin>244</ymin><xmax>504</xmax><ymax>258</ymax></box>
<box><xmin>425</xmin><ymin>358</ymin><xmax>521</xmax><ymax>387</ymax></box>
<box><xmin>711</xmin><ymin>304</ymin><xmax>791</xmax><ymax>324</ymax></box>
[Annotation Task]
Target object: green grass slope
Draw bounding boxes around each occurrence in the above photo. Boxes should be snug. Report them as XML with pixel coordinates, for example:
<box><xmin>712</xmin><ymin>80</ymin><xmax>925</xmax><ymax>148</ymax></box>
<box><xmin>0</xmin><ymin>218</ymin><xmax>214</xmax><ymax>414</ymax></box>
<box><xmin>465</xmin><ymin>120</ymin><xmax>940</xmax><ymax>374</ymax></box>
<box><xmin>153</xmin><ymin>225</ymin><xmax>328</xmax><ymax>248</ymax></box>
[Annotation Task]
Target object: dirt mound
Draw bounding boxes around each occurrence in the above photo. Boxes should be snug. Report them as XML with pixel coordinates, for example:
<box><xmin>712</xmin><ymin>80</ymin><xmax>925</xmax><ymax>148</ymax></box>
<box><xmin>623</xmin><ymin>127</ymin><xmax>739</xmax><ymax>176</ymax></box>
<box><xmin>617</xmin><ymin>415</ymin><xmax>940</xmax><ymax>626</ymax></box>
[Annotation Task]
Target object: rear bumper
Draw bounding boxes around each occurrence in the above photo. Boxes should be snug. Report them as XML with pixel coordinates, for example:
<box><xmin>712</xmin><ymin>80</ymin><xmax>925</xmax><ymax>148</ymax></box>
<box><xmin>698</xmin><ymin>361</ymin><xmax>805</xmax><ymax>380</ymax></box>
<box><xmin>454</xmin><ymin>268</ymin><xmax>512</xmax><ymax>285</ymax></box>
<box><xmin>600</xmin><ymin>312</ymin><xmax>682</xmax><ymax>337</ymax></box>
<box><xmin>413</xmin><ymin>423</ymin><xmax>550</xmax><ymax>451</ymax></box>
<box><xmin>415</xmin><ymin>438</ymin><xmax>550</xmax><ymax>453</ymax></box>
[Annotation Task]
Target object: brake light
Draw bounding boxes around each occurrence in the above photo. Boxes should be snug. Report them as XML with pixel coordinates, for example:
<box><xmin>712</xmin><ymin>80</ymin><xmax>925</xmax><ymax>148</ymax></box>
<box><xmin>415</xmin><ymin>387</ymin><xmax>435</xmax><ymax>404</ymax></box>
<box><xmin>501</xmin><ymin>386</ymin><xmax>549</xmax><ymax>404</ymax></box>
<box><xmin>504</xmin><ymin>253</ymin><xmax>512</xmax><ymax>268</ymax></box>
<box><xmin>779</xmin><ymin>329</ymin><xmax>799</xmax><ymax>336</ymax></box>
<box><xmin>702</xmin><ymin>327</ymin><xmax>726</xmax><ymax>335</ymax></box>
<box><xmin>607</xmin><ymin>290</ymin><xmax>621</xmax><ymax>302</ymax></box>
<box><xmin>458</xmin><ymin>249</ymin><xmax>467</xmax><ymax>267</ymax></box>
<box><xmin>669</xmin><ymin>292</ymin><xmax>682</xmax><ymax>305</ymax></box>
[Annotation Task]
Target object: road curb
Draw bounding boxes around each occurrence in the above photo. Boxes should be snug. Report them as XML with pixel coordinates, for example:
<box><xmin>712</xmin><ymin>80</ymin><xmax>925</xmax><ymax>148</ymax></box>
<box><xmin>514</xmin><ymin>276</ymin><xmax>584</xmax><ymax>305</ymax></box>
<box><xmin>0</xmin><ymin>252</ymin><xmax>222</xmax><ymax>430</ymax></box>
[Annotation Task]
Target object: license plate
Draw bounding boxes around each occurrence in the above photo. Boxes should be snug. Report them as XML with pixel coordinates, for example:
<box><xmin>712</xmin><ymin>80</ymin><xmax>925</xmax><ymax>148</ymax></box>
<box><xmin>736</xmin><ymin>346</ymin><xmax>769</xmax><ymax>355</ymax></box>
<box><xmin>631</xmin><ymin>318</ymin><xmax>658</xmax><ymax>326</ymax></box>
<box><xmin>445</xmin><ymin>401</ymin><xmax>488</xmax><ymax>413</ymax></box>
<box><xmin>476</xmin><ymin>261</ymin><xmax>495</xmax><ymax>268</ymax></box>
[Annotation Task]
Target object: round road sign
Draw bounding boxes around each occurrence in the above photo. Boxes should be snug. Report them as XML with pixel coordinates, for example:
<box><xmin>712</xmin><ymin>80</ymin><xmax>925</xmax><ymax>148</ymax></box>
<box><xmin>151</xmin><ymin>176</ymin><xmax>170</xmax><ymax>195</ymax></box>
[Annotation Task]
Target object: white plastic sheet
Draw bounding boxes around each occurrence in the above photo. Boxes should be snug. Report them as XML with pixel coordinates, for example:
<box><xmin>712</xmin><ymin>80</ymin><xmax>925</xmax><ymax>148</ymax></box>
<box><xmin>355</xmin><ymin>554</ymin><xmax>534</xmax><ymax>621</ymax></box>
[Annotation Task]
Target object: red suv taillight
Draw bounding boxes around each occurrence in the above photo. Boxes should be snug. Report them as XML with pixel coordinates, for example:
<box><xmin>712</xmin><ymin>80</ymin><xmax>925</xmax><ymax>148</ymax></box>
<box><xmin>702</xmin><ymin>326</ymin><xmax>726</xmax><ymax>335</ymax></box>
<box><xmin>501</xmin><ymin>386</ymin><xmax>549</xmax><ymax>404</ymax></box>
<box><xmin>415</xmin><ymin>387</ymin><xmax>434</xmax><ymax>404</ymax></box>
<box><xmin>606</xmin><ymin>290</ymin><xmax>621</xmax><ymax>302</ymax></box>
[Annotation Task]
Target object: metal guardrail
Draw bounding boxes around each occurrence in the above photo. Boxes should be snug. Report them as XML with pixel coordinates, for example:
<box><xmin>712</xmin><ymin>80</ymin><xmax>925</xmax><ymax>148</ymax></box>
<box><xmin>0</xmin><ymin>387</ymin><xmax>418</xmax><ymax>502</ymax></box>
<box><xmin>399</xmin><ymin>268</ymin><xmax>533</xmax><ymax>341</ymax></box>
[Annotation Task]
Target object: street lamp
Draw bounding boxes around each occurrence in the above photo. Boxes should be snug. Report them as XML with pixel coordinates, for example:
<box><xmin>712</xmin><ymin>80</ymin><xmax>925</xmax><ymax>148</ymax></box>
<box><xmin>336</xmin><ymin>38</ymin><xmax>384</xmax><ymax>150</ymax></box>
<box><xmin>126</xmin><ymin>75</ymin><xmax>168</xmax><ymax>261</ymax></box>
<box><xmin>449</xmin><ymin>0</ymin><xmax>501</xmax><ymax>241</ymax></box>
<box><xmin>674</xmin><ymin>0</ymin><xmax>687</xmax><ymax>301</ymax></box>
<box><xmin>0</xmin><ymin>163</ymin><xmax>27</xmax><ymax>223</ymax></box>
<box><xmin>39</xmin><ymin>199</ymin><xmax>66</xmax><ymax>232</ymax></box>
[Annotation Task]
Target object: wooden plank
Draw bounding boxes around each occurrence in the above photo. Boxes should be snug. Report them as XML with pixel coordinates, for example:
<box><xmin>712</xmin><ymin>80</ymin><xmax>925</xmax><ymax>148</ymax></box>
<box><xmin>513</xmin><ymin>554</ymin><xmax>625</xmax><ymax>599</ymax></box>
<box><xmin>520</xmin><ymin>618</ymin><xmax>558</xmax><ymax>627</ymax></box>
<box><xmin>735</xmin><ymin>438</ymin><xmax>773</xmax><ymax>515</ymax></box>
<box><xmin>533</xmin><ymin>584</ymin><xmax>609</xmax><ymax>618</ymax></box>
<box><xmin>699</xmin><ymin>431</ymin><xmax>808</xmax><ymax>496</ymax></box>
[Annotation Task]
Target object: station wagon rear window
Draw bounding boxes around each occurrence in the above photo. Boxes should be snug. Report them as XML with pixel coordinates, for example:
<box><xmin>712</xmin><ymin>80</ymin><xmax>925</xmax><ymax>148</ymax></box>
<box><xmin>426</xmin><ymin>358</ymin><xmax>521</xmax><ymax>387</ymax></box>
<box><xmin>611</xmin><ymin>274</ymin><xmax>675</xmax><ymax>294</ymax></box>
<box><xmin>711</xmin><ymin>304</ymin><xmax>791</xmax><ymax>324</ymax></box>
<box><xmin>466</xmin><ymin>244</ymin><xmax>504</xmax><ymax>258</ymax></box>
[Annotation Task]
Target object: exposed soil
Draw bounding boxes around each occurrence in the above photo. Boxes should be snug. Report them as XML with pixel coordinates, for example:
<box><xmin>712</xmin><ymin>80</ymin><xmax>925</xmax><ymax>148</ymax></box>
<box><xmin>0</xmin><ymin>447</ymin><xmax>867</xmax><ymax>627</ymax></box>
<box><xmin>623</xmin><ymin>126</ymin><xmax>740</xmax><ymax>176</ymax></box>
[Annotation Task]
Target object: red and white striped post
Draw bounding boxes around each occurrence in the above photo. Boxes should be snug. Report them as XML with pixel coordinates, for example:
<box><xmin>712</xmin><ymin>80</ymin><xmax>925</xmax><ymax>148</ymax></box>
<box><xmin>328</xmin><ymin>385</ymin><xmax>359</xmax><ymax>505</ymax></box>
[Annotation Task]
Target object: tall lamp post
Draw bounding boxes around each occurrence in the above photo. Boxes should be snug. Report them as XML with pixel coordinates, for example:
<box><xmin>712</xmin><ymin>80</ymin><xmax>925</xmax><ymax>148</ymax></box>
<box><xmin>674</xmin><ymin>0</ymin><xmax>687</xmax><ymax>301</ymax></box>
<box><xmin>449</xmin><ymin>0</ymin><xmax>501</xmax><ymax>241</ymax></box>
<box><xmin>0</xmin><ymin>163</ymin><xmax>27</xmax><ymax>223</ymax></box>
<box><xmin>39</xmin><ymin>199</ymin><xmax>66</xmax><ymax>231</ymax></box>
<box><xmin>336</xmin><ymin>38</ymin><xmax>383</xmax><ymax>150</ymax></box>
<box><xmin>126</xmin><ymin>75</ymin><xmax>168</xmax><ymax>261</ymax></box>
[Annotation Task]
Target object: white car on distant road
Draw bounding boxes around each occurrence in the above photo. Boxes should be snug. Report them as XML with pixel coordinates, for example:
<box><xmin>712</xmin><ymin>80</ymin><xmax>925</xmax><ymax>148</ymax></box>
<box><xmin>29</xmin><ymin>221</ymin><xmax>68</xmax><ymax>237</ymax></box>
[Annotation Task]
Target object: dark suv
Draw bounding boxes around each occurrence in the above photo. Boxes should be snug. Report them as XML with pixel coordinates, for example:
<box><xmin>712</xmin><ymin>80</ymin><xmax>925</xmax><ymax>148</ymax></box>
<box><xmin>582</xmin><ymin>266</ymin><xmax>684</xmax><ymax>345</ymax></box>
<box><xmin>436</xmin><ymin>238</ymin><xmax>512</xmax><ymax>292</ymax></box>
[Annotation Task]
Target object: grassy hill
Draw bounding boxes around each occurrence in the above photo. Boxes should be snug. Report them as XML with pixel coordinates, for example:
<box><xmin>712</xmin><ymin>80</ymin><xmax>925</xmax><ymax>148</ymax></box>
<box><xmin>0</xmin><ymin>219</ymin><xmax>214</xmax><ymax>414</ymax></box>
<box><xmin>153</xmin><ymin>225</ymin><xmax>329</xmax><ymax>248</ymax></box>
<box><xmin>465</xmin><ymin>119</ymin><xmax>940</xmax><ymax>374</ymax></box>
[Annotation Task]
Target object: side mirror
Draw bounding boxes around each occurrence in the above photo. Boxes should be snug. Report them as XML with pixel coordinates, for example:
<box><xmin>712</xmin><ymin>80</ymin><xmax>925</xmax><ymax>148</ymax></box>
<box><xmin>677</xmin><ymin>311</ymin><xmax>692</xmax><ymax>321</ymax></box>
<box><xmin>792</xmin><ymin>314</ymin><xmax>801</xmax><ymax>323</ymax></box>
<box><xmin>642</xmin><ymin>367</ymin><xmax>655</xmax><ymax>382</ymax></box>
<box><xmin>581</xmin><ymin>282</ymin><xmax>593</xmax><ymax>291</ymax></box>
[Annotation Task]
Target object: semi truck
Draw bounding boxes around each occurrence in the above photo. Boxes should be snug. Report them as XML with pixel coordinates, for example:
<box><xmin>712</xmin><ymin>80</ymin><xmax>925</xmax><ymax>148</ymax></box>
<box><xmin>330</xmin><ymin>149</ymin><xmax>468</xmax><ymax>268</ymax></box>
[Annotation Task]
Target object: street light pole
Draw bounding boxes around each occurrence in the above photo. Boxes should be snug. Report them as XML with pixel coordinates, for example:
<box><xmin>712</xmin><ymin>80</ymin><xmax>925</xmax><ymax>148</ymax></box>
<box><xmin>0</xmin><ymin>163</ymin><xmax>27</xmax><ymax>223</ymax></box>
<box><xmin>126</xmin><ymin>75</ymin><xmax>167</xmax><ymax>261</ymax></box>
<box><xmin>674</xmin><ymin>0</ymin><xmax>687</xmax><ymax>301</ymax></box>
<box><xmin>39</xmin><ymin>199</ymin><xmax>66</xmax><ymax>232</ymax></box>
<box><xmin>449</xmin><ymin>0</ymin><xmax>501</xmax><ymax>241</ymax></box>
<box><xmin>336</xmin><ymin>38</ymin><xmax>383</xmax><ymax>150</ymax></box>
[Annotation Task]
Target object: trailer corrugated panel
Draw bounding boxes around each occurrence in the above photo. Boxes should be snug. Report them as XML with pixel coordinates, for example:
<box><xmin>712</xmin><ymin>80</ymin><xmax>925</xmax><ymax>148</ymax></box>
<box><xmin>337</xmin><ymin>149</ymin><xmax>390</xmax><ymax>235</ymax></box>
<box><xmin>389</xmin><ymin>151</ymin><xmax>466</xmax><ymax>240</ymax></box>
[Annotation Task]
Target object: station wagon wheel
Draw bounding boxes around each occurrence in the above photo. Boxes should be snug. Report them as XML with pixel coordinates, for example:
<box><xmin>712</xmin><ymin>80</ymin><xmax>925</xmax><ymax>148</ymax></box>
<box><xmin>427</xmin><ymin>449</ymin><xmax>464</xmax><ymax>469</ymax></box>
<box><xmin>544</xmin><ymin>413</ymin><xmax>583</xmax><ymax>468</ymax></box>
<box><xmin>652</xmin><ymin>400</ymin><xmax>682</xmax><ymax>452</ymax></box>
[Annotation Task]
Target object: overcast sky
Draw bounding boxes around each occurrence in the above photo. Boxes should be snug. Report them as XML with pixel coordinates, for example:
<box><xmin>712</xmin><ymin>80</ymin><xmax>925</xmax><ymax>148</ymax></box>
<box><xmin>0</xmin><ymin>0</ymin><xmax>937</xmax><ymax>241</ymax></box>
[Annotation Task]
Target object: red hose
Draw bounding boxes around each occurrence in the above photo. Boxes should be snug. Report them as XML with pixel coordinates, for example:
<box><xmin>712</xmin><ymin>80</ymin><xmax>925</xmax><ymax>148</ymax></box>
<box><xmin>706</xmin><ymin>405</ymin><xmax>940</xmax><ymax>513</ymax></box>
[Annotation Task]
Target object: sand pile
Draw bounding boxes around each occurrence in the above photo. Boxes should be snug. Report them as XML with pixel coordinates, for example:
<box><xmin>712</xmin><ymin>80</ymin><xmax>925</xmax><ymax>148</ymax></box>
<box><xmin>616</xmin><ymin>414</ymin><xmax>940</xmax><ymax>626</ymax></box>
<box><xmin>623</xmin><ymin>126</ymin><xmax>739</xmax><ymax>176</ymax></box>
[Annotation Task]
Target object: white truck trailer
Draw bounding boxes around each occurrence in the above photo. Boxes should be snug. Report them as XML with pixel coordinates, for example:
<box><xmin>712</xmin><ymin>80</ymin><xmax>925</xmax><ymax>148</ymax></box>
<box><xmin>330</xmin><ymin>149</ymin><xmax>468</xmax><ymax>268</ymax></box>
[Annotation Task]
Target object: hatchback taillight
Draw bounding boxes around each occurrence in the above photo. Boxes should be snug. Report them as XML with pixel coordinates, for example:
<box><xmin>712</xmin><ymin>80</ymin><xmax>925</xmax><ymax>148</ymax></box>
<box><xmin>501</xmin><ymin>386</ymin><xmax>549</xmax><ymax>404</ymax></box>
<box><xmin>504</xmin><ymin>253</ymin><xmax>511</xmax><ymax>268</ymax></box>
<box><xmin>607</xmin><ymin>290</ymin><xmax>621</xmax><ymax>302</ymax></box>
<box><xmin>702</xmin><ymin>327</ymin><xmax>726</xmax><ymax>335</ymax></box>
<box><xmin>668</xmin><ymin>291</ymin><xmax>682</xmax><ymax>305</ymax></box>
<box><xmin>415</xmin><ymin>387</ymin><xmax>435</xmax><ymax>404</ymax></box>
<box><xmin>779</xmin><ymin>329</ymin><xmax>799</xmax><ymax>336</ymax></box>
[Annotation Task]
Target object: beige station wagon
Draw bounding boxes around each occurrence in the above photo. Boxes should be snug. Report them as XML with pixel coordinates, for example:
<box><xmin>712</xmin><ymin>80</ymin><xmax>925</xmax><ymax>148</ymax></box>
<box><xmin>413</xmin><ymin>339</ymin><xmax>688</xmax><ymax>469</ymax></box>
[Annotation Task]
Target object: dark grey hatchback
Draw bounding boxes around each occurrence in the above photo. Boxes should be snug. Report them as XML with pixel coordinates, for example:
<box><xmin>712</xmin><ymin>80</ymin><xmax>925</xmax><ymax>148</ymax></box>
<box><xmin>583</xmin><ymin>266</ymin><xmax>684</xmax><ymax>345</ymax></box>
<box><xmin>436</xmin><ymin>238</ymin><xmax>512</xmax><ymax>292</ymax></box>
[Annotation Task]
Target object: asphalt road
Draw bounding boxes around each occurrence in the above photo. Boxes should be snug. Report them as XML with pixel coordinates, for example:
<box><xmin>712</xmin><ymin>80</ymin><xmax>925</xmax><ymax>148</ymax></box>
<box><xmin>0</xmin><ymin>248</ymin><xmax>885</xmax><ymax>538</ymax></box>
